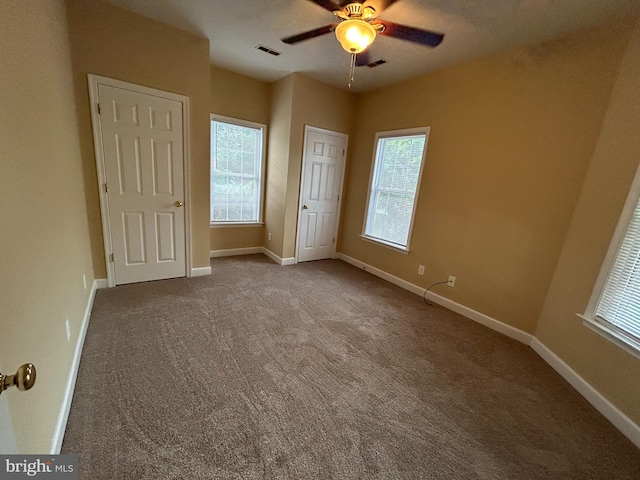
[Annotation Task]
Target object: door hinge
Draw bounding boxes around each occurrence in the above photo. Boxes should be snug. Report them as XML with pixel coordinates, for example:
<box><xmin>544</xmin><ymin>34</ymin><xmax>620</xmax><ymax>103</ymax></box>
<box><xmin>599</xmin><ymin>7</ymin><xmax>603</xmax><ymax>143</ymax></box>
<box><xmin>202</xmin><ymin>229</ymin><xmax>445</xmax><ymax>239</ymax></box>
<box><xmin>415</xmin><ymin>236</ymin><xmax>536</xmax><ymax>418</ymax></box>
<box><xmin>104</xmin><ymin>183</ymin><xmax>108</xmax><ymax>193</ymax></box>
<box><xmin>333</xmin><ymin>237</ymin><xmax>336</xmax><ymax>244</ymax></box>
<box><xmin>97</xmin><ymin>103</ymin><xmax>101</xmax><ymax>115</ymax></box>
<box><xmin>109</xmin><ymin>253</ymin><xmax>114</xmax><ymax>263</ymax></box>
<box><xmin>337</xmin><ymin>194</ymin><xmax>340</xmax><ymax>201</ymax></box>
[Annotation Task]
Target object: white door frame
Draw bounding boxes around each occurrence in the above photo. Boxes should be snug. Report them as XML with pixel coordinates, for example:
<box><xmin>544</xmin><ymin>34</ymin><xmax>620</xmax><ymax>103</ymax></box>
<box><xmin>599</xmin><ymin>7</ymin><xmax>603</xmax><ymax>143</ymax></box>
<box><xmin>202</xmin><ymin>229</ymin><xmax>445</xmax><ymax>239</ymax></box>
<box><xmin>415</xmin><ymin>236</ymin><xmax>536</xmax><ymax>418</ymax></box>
<box><xmin>0</xmin><ymin>359</ymin><xmax>17</xmax><ymax>453</ymax></box>
<box><xmin>88</xmin><ymin>74</ymin><xmax>192</xmax><ymax>287</ymax></box>
<box><xmin>295</xmin><ymin>125</ymin><xmax>349</xmax><ymax>262</ymax></box>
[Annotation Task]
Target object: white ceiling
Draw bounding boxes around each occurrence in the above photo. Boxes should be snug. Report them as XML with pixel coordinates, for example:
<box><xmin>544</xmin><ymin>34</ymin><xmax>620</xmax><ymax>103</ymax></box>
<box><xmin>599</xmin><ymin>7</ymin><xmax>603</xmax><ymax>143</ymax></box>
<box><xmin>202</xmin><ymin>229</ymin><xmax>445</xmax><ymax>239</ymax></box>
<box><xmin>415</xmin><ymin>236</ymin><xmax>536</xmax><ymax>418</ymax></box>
<box><xmin>101</xmin><ymin>0</ymin><xmax>640</xmax><ymax>92</ymax></box>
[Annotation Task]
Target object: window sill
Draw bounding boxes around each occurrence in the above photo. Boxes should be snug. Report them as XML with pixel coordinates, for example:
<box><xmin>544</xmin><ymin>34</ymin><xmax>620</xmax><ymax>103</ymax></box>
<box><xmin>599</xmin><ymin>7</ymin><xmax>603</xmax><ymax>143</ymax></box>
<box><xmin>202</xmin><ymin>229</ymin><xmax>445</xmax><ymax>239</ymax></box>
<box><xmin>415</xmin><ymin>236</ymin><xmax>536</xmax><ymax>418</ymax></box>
<box><xmin>360</xmin><ymin>235</ymin><xmax>409</xmax><ymax>254</ymax></box>
<box><xmin>577</xmin><ymin>313</ymin><xmax>640</xmax><ymax>361</ymax></box>
<box><xmin>210</xmin><ymin>222</ymin><xmax>264</xmax><ymax>229</ymax></box>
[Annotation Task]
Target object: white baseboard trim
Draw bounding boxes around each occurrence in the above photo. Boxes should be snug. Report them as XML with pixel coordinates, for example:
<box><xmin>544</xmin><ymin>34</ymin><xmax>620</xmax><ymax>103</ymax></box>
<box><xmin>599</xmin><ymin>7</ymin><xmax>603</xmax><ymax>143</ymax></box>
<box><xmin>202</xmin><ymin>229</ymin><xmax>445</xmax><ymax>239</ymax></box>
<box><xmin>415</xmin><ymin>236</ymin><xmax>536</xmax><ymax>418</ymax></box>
<box><xmin>208</xmin><ymin>246</ymin><xmax>298</xmax><ymax>266</ymax></box>
<box><xmin>337</xmin><ymin>253</ymin><xmax>532</xmax><ymax>345</ymax></box>
<box><xmin>262</xmin><ymin>248</ymin><xmax>280</xmax><ymax>264</ymax></box>
<box><xmin>426</xmin><ymin>291</ymin><xmax>533</xmax><ymax>345</ymax></box>
<box><xmin>530</xmin><ymin>338</ymin><xmax>640</xmax><ymax>449</ymax></box>
<box><xmin>337</xmin><ymin>253</ymin><xmax>423</xmax><ymax>295</ymax></box>
<box><xmin>50</xmin><ymin>279</ymin><xmax>100</xmax><ymax>453</ymax></box>
<box><xmin>210</xmin><ymin>247</ymin><xmax>263</xmax><ymax>258</ymax></box>
<box><xmin>262</xmin><ymin>248</ymin><xmax>297</xmax><ymax>266</ymax></box>
<box><xmin>191</xmin><ymin>266</ymin><xmax>212</xmax><ymax>277</ymax></box>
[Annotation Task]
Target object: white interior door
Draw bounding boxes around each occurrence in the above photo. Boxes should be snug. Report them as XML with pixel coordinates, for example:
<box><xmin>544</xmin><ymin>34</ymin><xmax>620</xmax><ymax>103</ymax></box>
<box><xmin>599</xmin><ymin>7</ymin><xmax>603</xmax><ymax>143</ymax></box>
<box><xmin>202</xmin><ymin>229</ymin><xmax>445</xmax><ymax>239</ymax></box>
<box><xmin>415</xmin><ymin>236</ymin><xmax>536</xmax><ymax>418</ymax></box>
<box><xmin>297</xmin><ymin>127</ymin><xmax>347</xmax><ymax>263</ymax></box>
<box><xmin>98</xmin><ymin>84</ymin><xmax>186</xmax><ymax>285</ymax></box>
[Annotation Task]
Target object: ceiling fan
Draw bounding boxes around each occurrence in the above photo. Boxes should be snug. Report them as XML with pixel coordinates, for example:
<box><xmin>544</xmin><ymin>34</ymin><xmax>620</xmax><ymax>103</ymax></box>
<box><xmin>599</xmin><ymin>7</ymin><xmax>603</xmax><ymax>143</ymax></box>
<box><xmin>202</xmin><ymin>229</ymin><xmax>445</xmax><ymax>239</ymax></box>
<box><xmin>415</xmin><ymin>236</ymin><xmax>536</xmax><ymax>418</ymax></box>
<box><xmin>281</xmin><ymin>0</ymin><xmax>445</xmax><ymax>69</ymax></box>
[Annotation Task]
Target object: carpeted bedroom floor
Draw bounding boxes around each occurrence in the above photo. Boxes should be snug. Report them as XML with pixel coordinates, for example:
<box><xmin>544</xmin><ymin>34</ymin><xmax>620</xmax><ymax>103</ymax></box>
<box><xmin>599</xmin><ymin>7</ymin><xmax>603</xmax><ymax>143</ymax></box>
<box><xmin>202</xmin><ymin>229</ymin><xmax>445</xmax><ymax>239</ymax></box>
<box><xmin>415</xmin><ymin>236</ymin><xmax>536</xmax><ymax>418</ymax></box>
<box><xmin>62</xmin><ymin>254</ymin><xmax>640</xmax><ymax>479</ymax></box>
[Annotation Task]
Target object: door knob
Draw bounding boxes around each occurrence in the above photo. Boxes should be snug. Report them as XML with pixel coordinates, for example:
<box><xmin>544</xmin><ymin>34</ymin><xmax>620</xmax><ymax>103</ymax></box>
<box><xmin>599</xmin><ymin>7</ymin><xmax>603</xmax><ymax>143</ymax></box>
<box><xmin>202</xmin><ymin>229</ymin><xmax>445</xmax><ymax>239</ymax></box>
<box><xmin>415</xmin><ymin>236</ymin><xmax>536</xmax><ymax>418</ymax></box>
<box><xmin>302</xmin><ymin>205</ymin><xmax>309</xmax><ymax>209</ymax></box>
<box><xmin>174</xmin><ymin>201</ymin><xmax>183</xmax><ymax>208</ymax></box>
<box><xmin>0</xmin><ymin>363</ymin><xmax>36</xmax><ymax>396</ymax></box>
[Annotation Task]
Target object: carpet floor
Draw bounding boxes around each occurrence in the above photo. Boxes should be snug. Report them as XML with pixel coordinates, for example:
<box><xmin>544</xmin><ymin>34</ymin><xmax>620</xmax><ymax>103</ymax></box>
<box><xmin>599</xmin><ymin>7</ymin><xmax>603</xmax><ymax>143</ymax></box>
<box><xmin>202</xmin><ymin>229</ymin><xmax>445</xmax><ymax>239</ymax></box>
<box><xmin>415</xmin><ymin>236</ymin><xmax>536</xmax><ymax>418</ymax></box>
<box><xmin>62</xmin><ymin>255</ymin><xmax>640</xmax><ymax>479</ymax></box>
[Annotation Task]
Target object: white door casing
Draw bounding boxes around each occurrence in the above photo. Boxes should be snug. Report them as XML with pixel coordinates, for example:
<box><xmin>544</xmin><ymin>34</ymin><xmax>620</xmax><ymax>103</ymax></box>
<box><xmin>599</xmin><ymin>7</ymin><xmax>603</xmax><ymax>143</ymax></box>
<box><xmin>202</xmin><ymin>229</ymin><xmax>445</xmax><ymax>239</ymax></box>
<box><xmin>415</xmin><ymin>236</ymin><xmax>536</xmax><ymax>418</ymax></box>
<box><xmin>0</xmin><ymin>363</ymin><xmax>17</xmax><ymax>454</ymax></box>
<box><xmin>89</xmin><ymin>75</ymin><xmax>191</xmax><ymax>286</ymax></box>
<box><xmin>296</xmin><ymin>126</ymin><xmax>348</xmax><ymax>263</ymax></box>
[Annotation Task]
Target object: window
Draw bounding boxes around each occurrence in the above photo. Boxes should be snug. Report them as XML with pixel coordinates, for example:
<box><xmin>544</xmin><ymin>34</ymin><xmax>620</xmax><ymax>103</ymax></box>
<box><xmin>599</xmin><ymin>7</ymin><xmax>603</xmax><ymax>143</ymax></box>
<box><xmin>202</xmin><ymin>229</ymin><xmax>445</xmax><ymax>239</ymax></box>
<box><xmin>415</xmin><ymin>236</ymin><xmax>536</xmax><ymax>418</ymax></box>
<box><xmin>581</xmin><ymin>169</ymin><xmax>640</xmax><ymax>359</ymax></box>
<box><xmin>362</xmin><ymin>127</ymin><xmax>430</xmax><ymax>251</ymax></box>
<box><xmin>210</xmin><ymin>115</ymin><xmax>266</xmax><ymax>225</ymax></box>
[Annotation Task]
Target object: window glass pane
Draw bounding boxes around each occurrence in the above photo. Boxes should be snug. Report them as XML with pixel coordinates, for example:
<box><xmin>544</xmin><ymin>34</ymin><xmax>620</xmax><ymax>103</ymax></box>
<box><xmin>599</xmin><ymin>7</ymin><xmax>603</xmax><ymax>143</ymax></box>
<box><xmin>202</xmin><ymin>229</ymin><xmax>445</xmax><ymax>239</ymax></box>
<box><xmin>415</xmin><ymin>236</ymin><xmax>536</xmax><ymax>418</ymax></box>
<box><xmin>228</xmin><ymin>149</ymin><xmax>242</xmax><ymax>174</ymax></box>
<box><xmin>364</xmin><ymin>132</ymin><xmax>427</xmax><ymax>248</ymax></box>
<box><xmin>370</xmin><ymin>192</ymin><xmax>415</xmax><ymax>246</ymax></box>
<box><xmin>596</xmin><ymin>198</ymin><xmax>640</xmax><ymax>343</ymax></box>
<box><xmin>242</xmin><ymin>153</ymin><xmax>255</xmax><ymax>176</ymax></box>
<box><xmin>211</xmin><ymin>119</ymin><xmax>263</xmax><ymax>223</ymax></box>
<box><xmin>378</xmin><ymin>137</ymin><xmax>424</xmax><ymax>192</ymax></box>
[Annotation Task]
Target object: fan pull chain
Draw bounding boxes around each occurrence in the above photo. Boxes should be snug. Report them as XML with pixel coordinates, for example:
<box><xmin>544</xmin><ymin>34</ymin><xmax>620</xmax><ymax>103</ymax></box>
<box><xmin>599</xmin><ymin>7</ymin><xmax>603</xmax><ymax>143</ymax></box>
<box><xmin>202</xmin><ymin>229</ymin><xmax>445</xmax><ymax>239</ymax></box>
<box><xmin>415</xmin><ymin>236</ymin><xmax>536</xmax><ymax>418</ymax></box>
<box><xmin>348</xmin><ymin>52</ymin><xmax>356</xmax><ymax>90</ymax></box>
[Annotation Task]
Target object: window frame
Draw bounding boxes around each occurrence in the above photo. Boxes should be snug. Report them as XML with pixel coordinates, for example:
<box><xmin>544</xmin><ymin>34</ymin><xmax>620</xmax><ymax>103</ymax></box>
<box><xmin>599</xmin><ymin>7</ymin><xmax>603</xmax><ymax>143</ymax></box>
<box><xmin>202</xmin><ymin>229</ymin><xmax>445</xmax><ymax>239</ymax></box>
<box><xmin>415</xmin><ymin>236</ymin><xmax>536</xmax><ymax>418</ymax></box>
<box><xmin>209</xmin><ymin>114</ymin><xmax>267</xmax><ymax>227</ymax></box>
<box><xmin>579</xmin><ymin>162</ymin><xmax>640</xmax><ymax>360</ymax></box>
<box><xmin>361</xmin><ymin>127</ymin><xmax>430</xmax><ymax>253</ymax></box>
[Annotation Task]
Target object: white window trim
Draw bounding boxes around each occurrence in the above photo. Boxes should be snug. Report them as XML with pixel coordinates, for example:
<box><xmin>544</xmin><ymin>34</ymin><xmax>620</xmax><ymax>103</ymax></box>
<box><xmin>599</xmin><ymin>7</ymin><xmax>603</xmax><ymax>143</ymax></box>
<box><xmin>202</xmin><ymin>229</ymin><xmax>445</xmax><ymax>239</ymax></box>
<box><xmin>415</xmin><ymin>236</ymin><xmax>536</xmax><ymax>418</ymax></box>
<box><xmin>579</xmin><ymin>160</ymin><xmax>640</xmax><ymax>360</ymax></box>
<box><xmin>210</xmin><ymin>113</ymin><xmax>267</xmax><ymax>226</ymax></box>
<box><xmin>361</xmin><ymin>126</ymin><xmax>430</xmax><ymax>252</ymax></box>
<box><xmin>210</xmin><ymin>222</ymin><xmax>264</xmax><ymax>229</ymax></box>
<box><xmin>359</xmin><ymin>234</ymin><xmax>410</xmax><ymax>254</ymax></box>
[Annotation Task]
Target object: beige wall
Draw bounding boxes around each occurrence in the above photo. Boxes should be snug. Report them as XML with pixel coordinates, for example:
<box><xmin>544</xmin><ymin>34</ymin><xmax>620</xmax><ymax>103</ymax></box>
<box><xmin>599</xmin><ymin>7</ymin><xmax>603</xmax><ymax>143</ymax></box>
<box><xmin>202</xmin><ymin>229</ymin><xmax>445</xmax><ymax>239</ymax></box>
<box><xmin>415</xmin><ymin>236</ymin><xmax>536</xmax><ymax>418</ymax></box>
<box><xmin>65</xmin><ymin>0</ymin><xmax>211</xmax><ymax>277</ymax></box>
<box><xmin>210</xmin><ymin>65</ymin><xmax>271</xmax><ymax>124</ymax></box>
<box><xmin>264</xmin><ymin>76</ymin><xmax>295</xmax><ymax>258</ymax></box>
<box><xmin>265</xmin><ymin>74</ymin><xmax>355</xmax><ymax>259</ymax></box>
<box><xmin>535</xmin><ymin>19</ymin><xmax>640</xmax><ymax>425</ymax></box>
<box><xmin>339</xmin><ymin>20</ymin><xmax>633</xmax><ymax>334</ymax></box>
<box><xmin>0</xmin><ymin>0</ymin><xmax>95</xmax><ymax>452</ymax></box>
<box><xmin>209</xmin><ymin>66</ymin><xmax>271</xmax><ymax>251</ymax></box>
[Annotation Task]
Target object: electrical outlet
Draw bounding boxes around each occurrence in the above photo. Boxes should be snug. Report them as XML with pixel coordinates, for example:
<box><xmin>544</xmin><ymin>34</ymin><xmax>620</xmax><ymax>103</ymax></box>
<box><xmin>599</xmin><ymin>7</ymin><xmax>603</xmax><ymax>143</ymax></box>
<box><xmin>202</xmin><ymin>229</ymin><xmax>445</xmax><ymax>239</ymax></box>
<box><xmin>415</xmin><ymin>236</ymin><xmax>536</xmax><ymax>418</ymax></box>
<box><xmin>268</xmin><ymin>232</ymin><xmax>272</xmax><ymax>241</ymax></box>
<box><xmin>448</xmin><ymin>275</ymin><xmax>456</xmax><ymax>287</ymax></box>
<box><xmin>65</xmin><ymin>319</ymin><xmax>71</xmax><ymax>341</ymax></box>
<box><xmin>418</xmin><ymin>265</ymin><xmax>425</xmax><ymax>275</ymax></box>
<box><xmin>83</xmin><ymin>274</ymin><xmax>87</xmax><ymax>291</ymax></box>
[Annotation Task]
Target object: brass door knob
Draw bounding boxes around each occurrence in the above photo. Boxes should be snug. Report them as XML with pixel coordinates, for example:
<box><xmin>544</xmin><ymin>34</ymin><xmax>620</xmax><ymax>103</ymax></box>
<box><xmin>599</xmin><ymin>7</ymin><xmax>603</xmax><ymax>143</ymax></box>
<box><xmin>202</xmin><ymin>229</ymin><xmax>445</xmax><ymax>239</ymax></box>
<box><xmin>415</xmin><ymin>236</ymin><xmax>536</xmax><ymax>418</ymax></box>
<box><xmin>0</xmin><ymin>363</ymin><xmax>36</xmax><ymax>396</ymax></box>
<box><xmin>302</xmin><ymin>205</ymin><xmax>309</xmax><ymax>209</ymax></box>
<box><xmin>174</xmin><ymin>201</ymin><xmax>183</xmax><ymax>208</ymax></box>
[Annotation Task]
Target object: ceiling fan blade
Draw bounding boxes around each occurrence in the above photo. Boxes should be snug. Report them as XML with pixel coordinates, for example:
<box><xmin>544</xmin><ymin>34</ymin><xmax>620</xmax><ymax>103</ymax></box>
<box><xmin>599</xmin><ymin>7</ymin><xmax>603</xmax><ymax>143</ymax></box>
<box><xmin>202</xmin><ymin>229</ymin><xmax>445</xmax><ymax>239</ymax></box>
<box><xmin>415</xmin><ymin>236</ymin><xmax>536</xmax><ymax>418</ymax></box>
<box><xmin>281</xmin><ymin>24</ymin><xmax>335</xmax><ymax>44</ymax></box>
<box><xmin>355</xmin><ymin>51</ymin><xmax>370</xmax><ymax>67</ymax></box>
<box><xmin>378</xmin><ymin>21</ymin><xmax>444</xmax><ymax>47</ymax></box>
<box><xmin>307</xmin><ymin>0</ymin><xmax>341</xmax><ymax>13</ymax></box>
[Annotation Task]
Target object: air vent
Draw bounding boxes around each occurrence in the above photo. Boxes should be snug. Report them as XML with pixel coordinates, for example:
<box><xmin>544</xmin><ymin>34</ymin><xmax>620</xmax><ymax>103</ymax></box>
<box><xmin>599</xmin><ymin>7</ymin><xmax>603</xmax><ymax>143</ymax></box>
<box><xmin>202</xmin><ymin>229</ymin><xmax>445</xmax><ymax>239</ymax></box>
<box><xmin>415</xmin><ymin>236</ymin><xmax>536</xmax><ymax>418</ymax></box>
<box><xmin>256</xmin><ymin>45</ymin><xmax>281</xmax><ymax>56</ymax></box>
<box><xmin>367</xmin><ymin>59</ymin><xmax>387</xmax><ymax>68</ymax></box>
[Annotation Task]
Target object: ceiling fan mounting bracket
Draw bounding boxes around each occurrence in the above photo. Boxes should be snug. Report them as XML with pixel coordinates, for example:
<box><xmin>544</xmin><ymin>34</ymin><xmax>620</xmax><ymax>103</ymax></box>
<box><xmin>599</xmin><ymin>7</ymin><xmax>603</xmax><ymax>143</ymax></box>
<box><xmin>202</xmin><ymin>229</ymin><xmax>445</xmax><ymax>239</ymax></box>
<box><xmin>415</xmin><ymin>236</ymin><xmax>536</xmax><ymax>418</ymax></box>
<box><xmin>334</xmin><ymin>3</ymin><xmax>377</xmax><ymax>22</ymax></box>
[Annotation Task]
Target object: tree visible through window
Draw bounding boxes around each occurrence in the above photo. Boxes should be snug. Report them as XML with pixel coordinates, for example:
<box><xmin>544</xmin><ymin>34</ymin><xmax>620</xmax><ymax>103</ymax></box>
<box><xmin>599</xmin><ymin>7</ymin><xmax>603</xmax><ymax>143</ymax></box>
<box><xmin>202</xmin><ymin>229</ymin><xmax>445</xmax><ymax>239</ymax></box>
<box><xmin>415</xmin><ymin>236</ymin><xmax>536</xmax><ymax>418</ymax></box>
<box><xmin>210</xmin><ymin>117</ymin><xmax>265</xmax><ymax>224</ymax></box>
<box><xmin>363</xmin><ymin>128</ymin><xmax>429</xmax><ymax>250</ymax></box>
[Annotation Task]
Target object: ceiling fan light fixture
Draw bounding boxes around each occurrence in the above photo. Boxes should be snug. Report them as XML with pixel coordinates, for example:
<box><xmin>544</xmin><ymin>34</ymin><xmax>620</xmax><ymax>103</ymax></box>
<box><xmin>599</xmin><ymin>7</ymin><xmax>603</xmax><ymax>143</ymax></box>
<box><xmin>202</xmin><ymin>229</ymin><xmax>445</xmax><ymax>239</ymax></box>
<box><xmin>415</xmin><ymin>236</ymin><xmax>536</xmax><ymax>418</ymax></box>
<box><xmin>335</xmin><ymin>19</ymin><xmax>376</xmax><ymax>53</ymax></box>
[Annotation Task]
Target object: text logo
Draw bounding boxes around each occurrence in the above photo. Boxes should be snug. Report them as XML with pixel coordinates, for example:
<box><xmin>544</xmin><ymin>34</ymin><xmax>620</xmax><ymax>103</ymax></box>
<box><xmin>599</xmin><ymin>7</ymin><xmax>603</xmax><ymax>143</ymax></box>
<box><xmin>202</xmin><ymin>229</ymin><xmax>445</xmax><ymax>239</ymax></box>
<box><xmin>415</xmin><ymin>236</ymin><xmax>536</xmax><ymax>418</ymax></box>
<box><xmin>0</xmin><ymin>455</ymin><xmax>78</xmax><ymax>479</ymax></box>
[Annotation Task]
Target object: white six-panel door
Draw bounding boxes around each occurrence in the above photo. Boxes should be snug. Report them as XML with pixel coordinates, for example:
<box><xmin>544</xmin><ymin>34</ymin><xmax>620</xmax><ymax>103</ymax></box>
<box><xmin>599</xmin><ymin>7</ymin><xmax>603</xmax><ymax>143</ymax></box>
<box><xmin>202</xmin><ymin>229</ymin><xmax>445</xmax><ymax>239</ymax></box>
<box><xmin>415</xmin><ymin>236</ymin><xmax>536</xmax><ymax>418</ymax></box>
<box><xmin>98</xmin><ymin>84</ymin><xmax>186</xmax><ymax>285</ymax></box>
<box><xmin>297</xmin><ymin>127</ymin><xmax>347</xmax><ymax>263</ymax></box>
